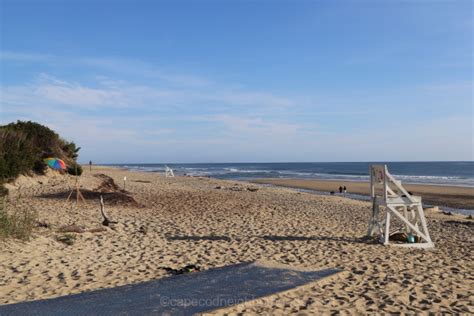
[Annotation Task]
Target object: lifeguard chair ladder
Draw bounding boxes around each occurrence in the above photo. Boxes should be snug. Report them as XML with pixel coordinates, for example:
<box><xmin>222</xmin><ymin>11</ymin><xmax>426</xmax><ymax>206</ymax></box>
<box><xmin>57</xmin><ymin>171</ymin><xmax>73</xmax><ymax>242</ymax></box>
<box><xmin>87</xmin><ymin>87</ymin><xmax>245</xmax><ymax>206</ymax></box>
<box><xmin>367</xmin><ymin>164</ymin><xmax>434</xmax><ymax>248</ymax></box>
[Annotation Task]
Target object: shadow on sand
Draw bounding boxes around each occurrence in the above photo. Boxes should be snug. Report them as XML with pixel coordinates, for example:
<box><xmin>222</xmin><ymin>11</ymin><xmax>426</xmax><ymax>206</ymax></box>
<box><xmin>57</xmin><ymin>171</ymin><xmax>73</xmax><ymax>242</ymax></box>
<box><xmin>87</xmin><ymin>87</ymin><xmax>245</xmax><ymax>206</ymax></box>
<box><xmin>261</xmin><ymin>235</ymin><xmax>375</xmax><ymax>244</ymax></box>
<box><xmin>38</xmin><ymin>189</ymin><xmax>141</xmax><ymax>207</ymax></box>
<box><xmin>165</xmin><ymin>234</ymin><xmax>374</xmax><ymax>245</ymax></box>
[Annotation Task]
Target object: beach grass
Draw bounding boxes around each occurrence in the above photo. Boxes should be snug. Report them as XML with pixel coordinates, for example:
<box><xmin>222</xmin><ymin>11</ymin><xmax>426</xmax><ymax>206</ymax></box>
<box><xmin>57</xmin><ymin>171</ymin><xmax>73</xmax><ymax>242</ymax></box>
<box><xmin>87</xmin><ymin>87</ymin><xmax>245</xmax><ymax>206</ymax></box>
<box><xmin>0</xmin><ymin>197</ymin><xmax>38</xmax><ymax>241</ymax></box>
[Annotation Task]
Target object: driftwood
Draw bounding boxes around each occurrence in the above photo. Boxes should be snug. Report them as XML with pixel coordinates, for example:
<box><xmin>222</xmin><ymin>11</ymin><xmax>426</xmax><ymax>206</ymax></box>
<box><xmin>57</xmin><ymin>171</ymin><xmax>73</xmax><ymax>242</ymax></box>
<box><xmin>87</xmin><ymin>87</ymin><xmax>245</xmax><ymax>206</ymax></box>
<box><xmin>99</xmin><ymin>195</ymin><xmax>117</xmax><ymax>226</ymax></box>
<box><xmin>58</xmin><ymin>224</ymin><xmax>107</xmax><ymax>233</ymax></box>
<box><xmin>87</xmin><ymin>227</ymin><xmax>107</xmax><ymax>233</ymax></box>
<box><xmin>160</xmin><ymin>264</ymin><xmax>201</xmax><ymax>275</ymax></box>
<box><xmin>58</xmin><ymin>224</ymin><xmax>85</xmax><ymax>233</ymax></box>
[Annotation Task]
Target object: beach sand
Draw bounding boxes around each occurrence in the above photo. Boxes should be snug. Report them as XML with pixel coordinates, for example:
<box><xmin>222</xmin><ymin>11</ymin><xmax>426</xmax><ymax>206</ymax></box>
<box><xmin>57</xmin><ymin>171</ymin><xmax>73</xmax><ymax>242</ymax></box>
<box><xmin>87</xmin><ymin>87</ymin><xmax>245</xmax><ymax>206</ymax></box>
<box><xmin>0</xmin><ymin>167</ymin><xmax>473</xmax><ymax>314</ymax></box>
<box><xmin>252</xmin><ymin>178</ymin><xmax>474</xmax><ymax>210</ymax></box>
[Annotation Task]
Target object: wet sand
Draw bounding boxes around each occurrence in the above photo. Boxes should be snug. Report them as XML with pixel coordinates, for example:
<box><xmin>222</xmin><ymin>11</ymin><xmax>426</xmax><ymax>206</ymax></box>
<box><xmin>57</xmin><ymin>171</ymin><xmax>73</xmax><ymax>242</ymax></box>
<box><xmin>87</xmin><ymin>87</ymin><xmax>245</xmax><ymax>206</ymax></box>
<box><xmin>0</xmin><ymin>167</ymin><xmax>473</xmax><ymax>314</ymax></box>
<box><xmin>252</xmin><ymin>178</ymin><xmax>474</xmax><ymax>210</ymax></box>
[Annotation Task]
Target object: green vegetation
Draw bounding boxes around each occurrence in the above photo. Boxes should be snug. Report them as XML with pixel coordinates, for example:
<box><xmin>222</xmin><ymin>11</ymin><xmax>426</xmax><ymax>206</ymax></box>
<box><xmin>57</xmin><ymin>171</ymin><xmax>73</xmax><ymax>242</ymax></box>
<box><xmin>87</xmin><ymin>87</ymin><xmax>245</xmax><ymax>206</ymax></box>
<box><xmin>67</xmin><ymin>164</ymin><xmax>83</xmax><ymax>176</ymax></box>
<box><xmin>0</xmin><ymin>121</ymin><xmax>82</xmax><ymax>195</ymax></box>
<box><xmin>0</xmin><ymin>196</ymin><xmax>38</xmax><ymax>241</ymax></box>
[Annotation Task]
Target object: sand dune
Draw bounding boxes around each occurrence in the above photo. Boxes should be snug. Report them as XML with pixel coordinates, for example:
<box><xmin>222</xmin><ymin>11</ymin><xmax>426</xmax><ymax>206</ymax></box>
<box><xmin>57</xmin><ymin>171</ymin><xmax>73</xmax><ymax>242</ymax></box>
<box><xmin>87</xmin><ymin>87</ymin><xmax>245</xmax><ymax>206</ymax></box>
<box><xmin>0</xmin><ymin>167</ymin><xmax>472</xmax><ymax>314</ymax></box>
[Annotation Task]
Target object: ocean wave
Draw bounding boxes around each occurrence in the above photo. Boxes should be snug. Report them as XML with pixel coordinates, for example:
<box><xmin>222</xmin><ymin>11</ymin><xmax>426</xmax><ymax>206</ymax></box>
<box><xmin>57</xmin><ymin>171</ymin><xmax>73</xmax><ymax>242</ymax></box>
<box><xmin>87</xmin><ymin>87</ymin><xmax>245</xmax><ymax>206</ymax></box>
<box><xmin>116</xmin><ymin>163</ymin><xmax>474</xmax><ymax>187</ymax></box>
<box><xmin>327</xmin><ymin>171</ymin><xmax>367</xmax><ymax>176</ymax></box>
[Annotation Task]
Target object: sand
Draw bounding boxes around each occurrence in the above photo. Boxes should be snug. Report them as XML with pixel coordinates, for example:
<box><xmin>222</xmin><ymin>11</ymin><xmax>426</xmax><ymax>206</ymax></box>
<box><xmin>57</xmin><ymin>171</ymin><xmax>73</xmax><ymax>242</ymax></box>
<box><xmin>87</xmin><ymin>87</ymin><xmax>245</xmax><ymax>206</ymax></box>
<box><xmin>0</xmin><ymin>167</ymin><xmax>473</xmax><ymax>314</ymax></box>
<box><xmin>252</xmin><ymin>178</ymin><xmax>474</xmax><ymax>210</ymax></box>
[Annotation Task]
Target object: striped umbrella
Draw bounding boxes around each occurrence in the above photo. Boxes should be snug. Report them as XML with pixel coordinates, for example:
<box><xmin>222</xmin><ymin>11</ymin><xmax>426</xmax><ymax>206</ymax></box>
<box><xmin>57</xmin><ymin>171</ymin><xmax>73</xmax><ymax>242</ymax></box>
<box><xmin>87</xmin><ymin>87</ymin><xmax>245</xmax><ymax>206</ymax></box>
<box><xmin>44</xmin><ymin>158</ymin><xmax>66</xmax><ymax>170</ymax></box>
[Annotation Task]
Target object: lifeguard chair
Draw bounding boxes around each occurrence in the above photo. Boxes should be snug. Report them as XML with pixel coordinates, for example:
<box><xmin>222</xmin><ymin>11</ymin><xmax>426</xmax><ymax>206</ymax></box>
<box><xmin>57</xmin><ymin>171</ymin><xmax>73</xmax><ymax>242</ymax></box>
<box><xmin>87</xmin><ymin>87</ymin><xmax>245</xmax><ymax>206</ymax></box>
<box><xmin>165</xmin><ymin>166</ymin><xmax>175</xmax><ymax>178</ymax></box>
<box><xmin>367</xmin><ymin>165</ymin><xmax>434</xmax><ymax>248</ymax></box>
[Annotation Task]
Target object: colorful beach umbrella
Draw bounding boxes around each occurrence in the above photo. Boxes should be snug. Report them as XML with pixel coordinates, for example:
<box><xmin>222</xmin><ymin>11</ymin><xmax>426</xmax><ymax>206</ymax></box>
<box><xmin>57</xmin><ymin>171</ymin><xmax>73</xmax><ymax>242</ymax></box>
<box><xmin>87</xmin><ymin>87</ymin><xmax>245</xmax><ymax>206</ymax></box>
<box><xmin>44</xmin><ymin>158</ymin><xmax>66</xmax><ymax>170</ymax></box>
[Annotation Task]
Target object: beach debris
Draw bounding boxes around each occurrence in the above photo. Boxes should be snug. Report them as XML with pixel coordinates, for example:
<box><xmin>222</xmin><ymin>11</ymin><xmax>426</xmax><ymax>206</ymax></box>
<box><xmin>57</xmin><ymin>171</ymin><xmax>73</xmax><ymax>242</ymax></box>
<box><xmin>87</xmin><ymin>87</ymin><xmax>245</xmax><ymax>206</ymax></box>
<box><xmin>99</xmin><ymin>195</ymin><xmax>117</xmax><ymax>227</ymax></box>
<box><xmin>215</xmin><ymin>186</ymin><xmax>222</xmax><ymax>189</ymax></box>
<box><xmin>36</xmin><ymin>220</ymin><xmax>49</xmax><ymax>228</ymax></box>
<box><xmin>58</xmin><ymin>223</ymin><xmax>108</xmax><ymax>234</ymax></box>
<box><xmin>138</xmin><ymin>225</ymin><xmax>147</xmax><ymax>234</ymax></box>
<box><xmin>467</xmin><ymin>215</ymin><xmax>473</xmax><ymax>220</ymax></box>
<box><xmin>56</xmin><ymin>233</ymin><xmax>76</xmax><ymax>245</ymax></box>
<box><xmin>161</xmin><ymin>264</ymin><xmax>201</xmax><ymax>275</ymax></box>
<box><xmin>389</xmin><ymin>232</ymin><xmax>420</xmax><ymax>243</ymax></box>
<box><xmin>88</xmin><ymin>174</ymin><xmax>142</xmax><ymax>206</ymax></box>
<box><xmin>330</xmin><ymin>191</ymin><xmax>335</xmax><ymax>195</ymax></box>
<box><xmin>442</xmin><ymin>211</ymin><xmax>453</xmax><ymax>216</ymax></box>
<box><xmin>58</xmin><ymin>224</ymin><xmax>85</xmax><ymax>233</ymax></box>
<box><xmin>87</xmin><ymin>227</ymin><xmax>107</xmax><ymax>233</ymax></box>
<box><xmin>94</xmin><ymin>174</ymin><xmax>122</xmax><ymax>193</ymax></box>
<box><xmin>247</xmin><ymin>187</ymin><xmax>259</xmax><ymax>192</ymax></box>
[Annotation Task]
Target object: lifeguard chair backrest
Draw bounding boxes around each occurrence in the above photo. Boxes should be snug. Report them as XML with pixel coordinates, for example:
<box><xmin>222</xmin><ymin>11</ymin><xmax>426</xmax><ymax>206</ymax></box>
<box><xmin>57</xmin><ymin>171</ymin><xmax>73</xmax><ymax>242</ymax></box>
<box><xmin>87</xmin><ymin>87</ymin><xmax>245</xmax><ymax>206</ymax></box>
<box><xmin>371</xmin><ymin>165</ymin><xmax>386</xmax><ymax>183</ymax></box>
<box><xmin>370</xmin><ymin>164</ymin><xmax>388</xmax><ymax>200</ymax></box>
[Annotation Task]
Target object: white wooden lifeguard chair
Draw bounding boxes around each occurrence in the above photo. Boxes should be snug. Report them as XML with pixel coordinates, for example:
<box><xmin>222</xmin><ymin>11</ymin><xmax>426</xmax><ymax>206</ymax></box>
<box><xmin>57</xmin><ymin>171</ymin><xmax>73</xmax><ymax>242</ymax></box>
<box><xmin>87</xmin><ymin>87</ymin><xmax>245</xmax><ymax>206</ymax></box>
<box><xmin>367</xmin><ymin>164</ymin><xmax>434</xmax><ymax>248</ymax></box>
<box><xmin>165</xmin><ymin>166</ymin><xmax>175</xmax><ymax>178</ymax></box>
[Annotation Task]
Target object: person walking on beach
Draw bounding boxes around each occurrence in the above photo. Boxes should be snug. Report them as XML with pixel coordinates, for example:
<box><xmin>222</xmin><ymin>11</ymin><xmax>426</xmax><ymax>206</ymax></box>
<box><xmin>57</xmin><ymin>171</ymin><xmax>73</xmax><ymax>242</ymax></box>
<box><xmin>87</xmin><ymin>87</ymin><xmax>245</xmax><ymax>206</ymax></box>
<box><xmin>89</xmin><ymin>160</ymin><xmax>92</xmax><ymax>172</ymax></box>
<box><xmin>343</xmin><ymin>186</ymin><xmax>347</xmax><ymax>194</ymax></box>
<box><xmin>338</xmin><ymin>186</ymin><xmax>343</xmax><ymax>194</ymax></box>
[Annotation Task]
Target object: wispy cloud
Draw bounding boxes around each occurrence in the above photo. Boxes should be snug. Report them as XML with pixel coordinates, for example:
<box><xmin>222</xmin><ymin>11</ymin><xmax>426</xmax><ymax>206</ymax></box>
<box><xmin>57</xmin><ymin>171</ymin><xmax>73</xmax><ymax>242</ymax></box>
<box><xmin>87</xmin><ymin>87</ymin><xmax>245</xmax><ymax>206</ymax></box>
<box><xmin>0</xmin><ymin>51</ymin><xmax>54</xmax><ymax>63</ymax></box>
<box><xmin>1</xmin><ymin>50</ymin><xmax>472</xmax><ymax>162</ymax></box>
<box><xmin>1</xmin><ymin>51</ymin><xmax>212</xmax><ymax>87</ymax></box>
<box><xmin>1</xmin><ymin>72</ymin><xmax>294</xmax><ymax>113</ymax></box>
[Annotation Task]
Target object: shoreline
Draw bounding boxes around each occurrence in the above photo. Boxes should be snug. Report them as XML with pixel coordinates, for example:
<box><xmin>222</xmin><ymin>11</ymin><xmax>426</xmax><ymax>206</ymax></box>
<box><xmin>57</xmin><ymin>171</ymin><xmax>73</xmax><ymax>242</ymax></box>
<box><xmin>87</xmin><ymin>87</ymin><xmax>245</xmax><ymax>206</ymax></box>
<box><xmin>98</xmin><ymin>166</ymin><xmax>474</xmax><ymax>211</ymax></box>
<box><xmin>251</xmin><ymin>178</ymin><xmax>474</xmax><ymax>211</ymax></box>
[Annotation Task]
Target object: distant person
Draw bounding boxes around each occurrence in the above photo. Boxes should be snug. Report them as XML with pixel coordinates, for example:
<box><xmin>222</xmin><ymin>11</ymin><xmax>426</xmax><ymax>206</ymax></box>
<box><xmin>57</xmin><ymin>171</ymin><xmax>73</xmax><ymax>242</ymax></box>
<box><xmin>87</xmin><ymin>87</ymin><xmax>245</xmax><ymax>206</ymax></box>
<box><xmin>338</xmin><ymin>186</ymin><xmax>343</xmax><ymax>194</ymax></box>
<box><xmin>89</xmin><ymin>160</ymin><xmax>92</xmax><ymax>171</ymax></box>
<box><xmin>343</xmin><ymin>186</ymin><xmax>347</xmax><ymax>194</ymax></box>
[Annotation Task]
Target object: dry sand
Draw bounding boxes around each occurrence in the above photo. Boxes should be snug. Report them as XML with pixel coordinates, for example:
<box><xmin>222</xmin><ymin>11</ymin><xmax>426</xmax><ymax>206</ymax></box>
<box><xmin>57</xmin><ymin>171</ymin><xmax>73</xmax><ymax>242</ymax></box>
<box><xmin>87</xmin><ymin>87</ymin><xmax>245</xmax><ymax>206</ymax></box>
<box><xmin>252</xmin><ymin>178</ymin><xmax>474</xmax><ymax>210</ymax></box>
<box><xmin>0</xmin><ymin>167</ymin><xmax>473</xmax><ymax>314</ymax></box>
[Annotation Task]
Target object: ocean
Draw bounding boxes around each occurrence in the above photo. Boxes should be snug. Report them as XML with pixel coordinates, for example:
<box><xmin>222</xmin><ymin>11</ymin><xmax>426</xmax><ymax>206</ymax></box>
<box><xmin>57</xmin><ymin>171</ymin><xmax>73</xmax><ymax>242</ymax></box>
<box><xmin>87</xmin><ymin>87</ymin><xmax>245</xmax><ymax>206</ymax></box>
<box><xmin>112</xmin><ymin>161</ymin><xmax>474</xmax><ymax>187</ymax></box>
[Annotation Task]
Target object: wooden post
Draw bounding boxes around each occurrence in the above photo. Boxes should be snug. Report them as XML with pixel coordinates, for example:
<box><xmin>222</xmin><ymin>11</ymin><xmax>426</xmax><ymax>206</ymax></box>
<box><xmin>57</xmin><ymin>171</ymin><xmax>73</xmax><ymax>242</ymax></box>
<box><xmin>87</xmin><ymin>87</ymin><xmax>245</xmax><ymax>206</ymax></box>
<box><xmin>384</xmin><ymin>212</ymin><xmax>391</xmax><ymax>245</ymax></box>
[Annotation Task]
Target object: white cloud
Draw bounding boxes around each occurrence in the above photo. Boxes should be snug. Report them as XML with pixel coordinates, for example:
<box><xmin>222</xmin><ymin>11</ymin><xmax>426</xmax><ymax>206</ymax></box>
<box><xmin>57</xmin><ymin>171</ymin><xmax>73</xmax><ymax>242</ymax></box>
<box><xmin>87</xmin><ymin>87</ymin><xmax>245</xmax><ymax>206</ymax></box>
<box><xmin>36</xmin><ymin>83</ymin><xmax>125</xmax><ymax>108</ymax></box>
<box><xmin>1</xmin><ymin>51</ymin><xmax>212</xmax><ymax>87</ymax></box>
<box><xmin>210</xmin><ymin>91</ymin><xmax>293</xmax><ymax>108</ymax></box>
<box><xmin>1</xmin><ymin>73</ymin><xmax>295</xmax><ymax>114</ymax></box>
<box><xmin>0</xmin><ymin>51</ymin><xmax>54</xmax><ymax>63</ymax></box>
<box><xmin>1</xmin><ymin>51</ymin><xmax>472</xmax><ymax>162</ymax></box>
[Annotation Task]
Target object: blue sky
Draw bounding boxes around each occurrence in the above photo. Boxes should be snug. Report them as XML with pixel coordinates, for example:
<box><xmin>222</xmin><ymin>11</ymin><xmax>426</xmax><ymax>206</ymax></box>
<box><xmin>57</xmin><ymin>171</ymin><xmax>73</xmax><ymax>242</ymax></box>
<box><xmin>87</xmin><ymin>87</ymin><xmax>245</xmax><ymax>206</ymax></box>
<box><xmin>1</xmin><ymin>0</ymin><xmax>472</xmax><ymax>163</ymax></box>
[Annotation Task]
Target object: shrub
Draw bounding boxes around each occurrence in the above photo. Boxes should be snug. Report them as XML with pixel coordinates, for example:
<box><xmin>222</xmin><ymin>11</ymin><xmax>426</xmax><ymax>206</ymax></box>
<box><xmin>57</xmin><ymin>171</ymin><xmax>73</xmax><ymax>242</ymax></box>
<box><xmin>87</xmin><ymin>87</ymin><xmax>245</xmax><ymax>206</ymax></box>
<box><xmin>33</xmin><ymin>160</ymin><xmax>48</xmax><ymax>175</ymax></box>
<box><xmin>0</xmin><ymin>196</ymin><xmax>38</xmax><ymax>241</ymax></box>
<box><xmin>67</xmin><ymin>164</ymin><xmax>83</xmax><ymax>176</ymax></box>
<box><xmin>63</xmin><ymin>142</ymin><xmax>81</xmax><ymax>160</ymax></box>
<box><xmin>0</xmin><ymin>120</ymin><xmax>81</xmax><ymax>183</ymax></box>
<box><xmin>0</xmin><ymin>129</ymin><xmax>36</xmax><ymax>181</ymax></box>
